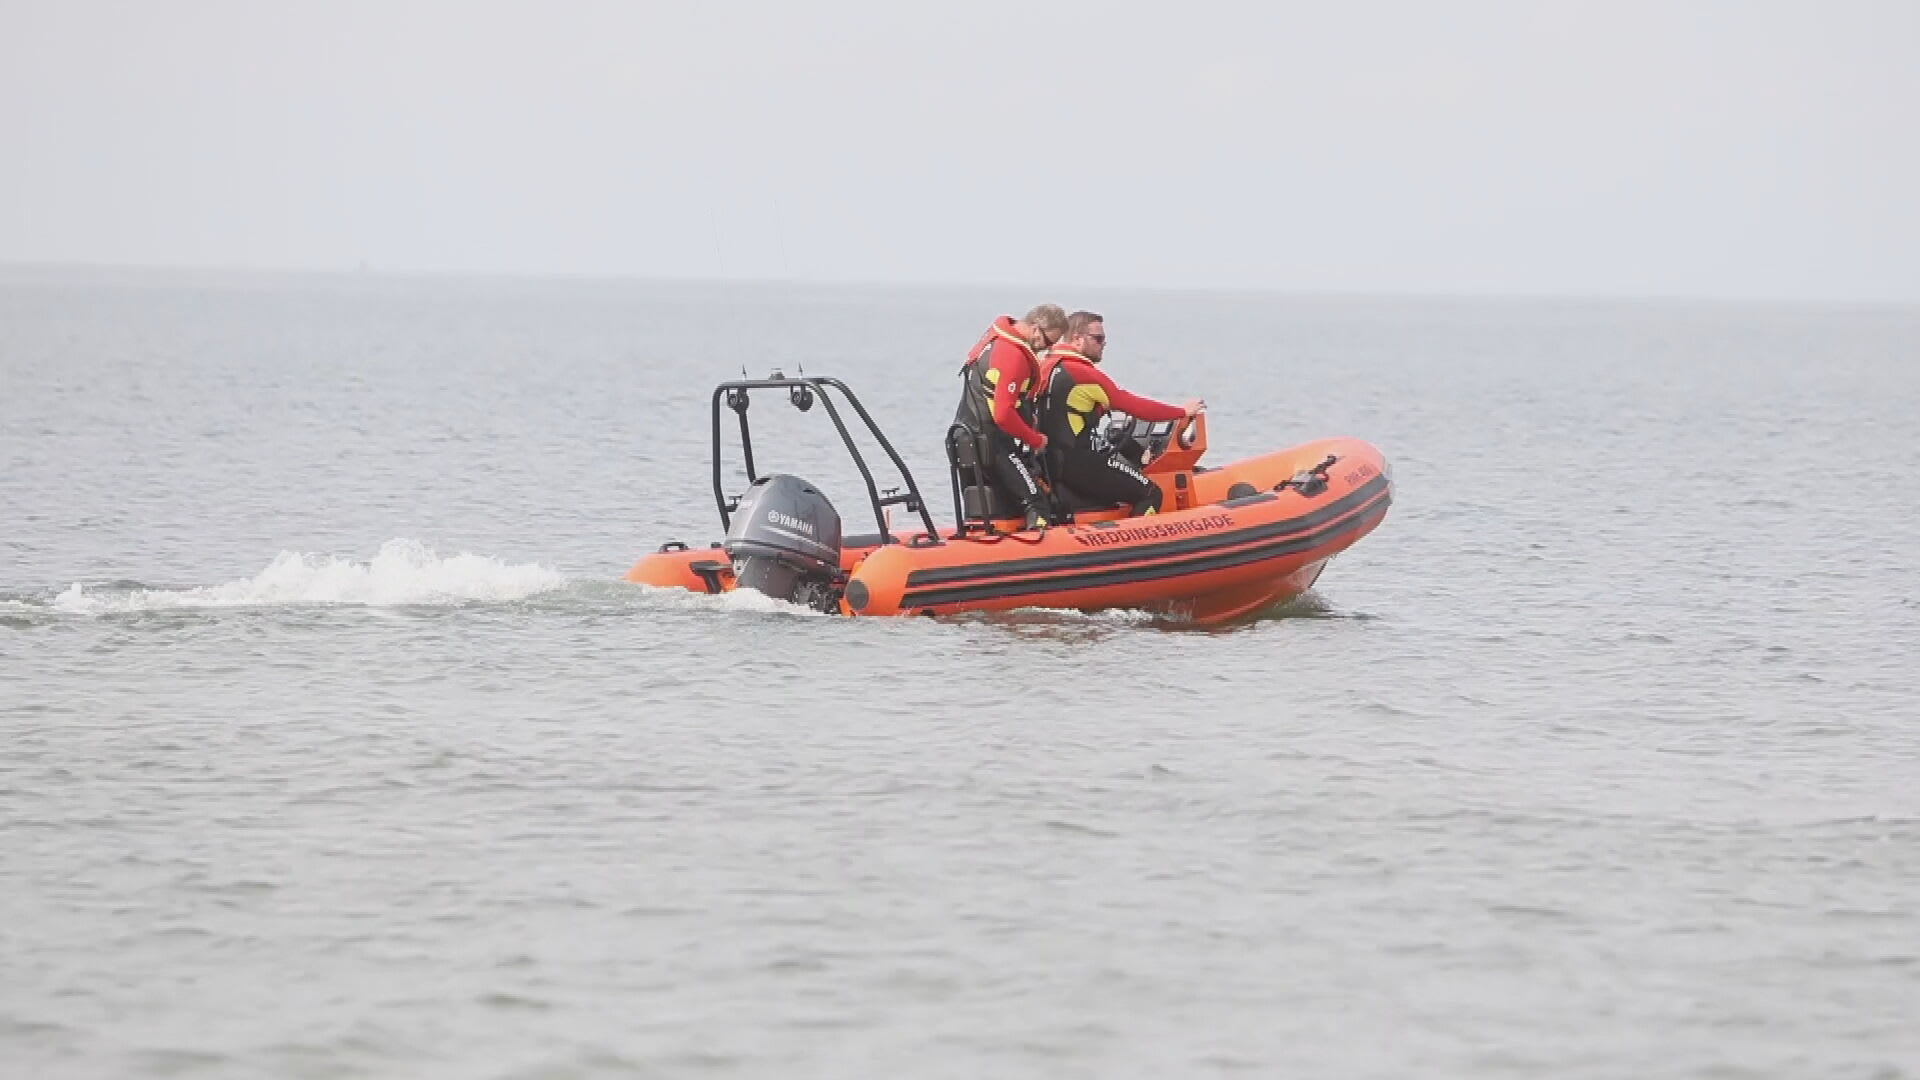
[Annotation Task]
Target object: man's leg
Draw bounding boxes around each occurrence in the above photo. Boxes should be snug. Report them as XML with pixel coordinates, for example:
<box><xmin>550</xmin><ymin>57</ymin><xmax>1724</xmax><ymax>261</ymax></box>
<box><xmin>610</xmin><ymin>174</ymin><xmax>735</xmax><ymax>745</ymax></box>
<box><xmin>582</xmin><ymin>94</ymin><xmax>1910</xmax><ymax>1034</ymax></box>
<box><xmin>1054</xmin><ymin>446</ymin><xmax>1162</xmax><ymax>517</ymax></box>
<box><xmin>983</xmin><ymin>431</ymin><xmax>1053</xmax><ymax>526</ymax></box>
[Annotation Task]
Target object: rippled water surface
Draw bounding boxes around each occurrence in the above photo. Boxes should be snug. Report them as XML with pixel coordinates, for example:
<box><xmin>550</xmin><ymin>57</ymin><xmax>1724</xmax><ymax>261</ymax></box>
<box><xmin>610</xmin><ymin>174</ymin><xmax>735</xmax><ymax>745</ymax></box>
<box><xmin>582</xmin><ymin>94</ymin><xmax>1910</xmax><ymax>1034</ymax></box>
<box><xmin>4</xmin><ymin>267</ymin><xmax>1918</xmax><ymax>1078</ymax></box>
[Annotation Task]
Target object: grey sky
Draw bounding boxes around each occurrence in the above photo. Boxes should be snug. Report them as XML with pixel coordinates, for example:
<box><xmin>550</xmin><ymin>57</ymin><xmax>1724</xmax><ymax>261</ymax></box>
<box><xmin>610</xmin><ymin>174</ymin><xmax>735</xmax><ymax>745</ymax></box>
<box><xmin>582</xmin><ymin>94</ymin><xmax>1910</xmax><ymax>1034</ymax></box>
<box><xmin>4</xmin><ymin>1</ymin><xmax>1916</xmax><ymax>301</ymax></box>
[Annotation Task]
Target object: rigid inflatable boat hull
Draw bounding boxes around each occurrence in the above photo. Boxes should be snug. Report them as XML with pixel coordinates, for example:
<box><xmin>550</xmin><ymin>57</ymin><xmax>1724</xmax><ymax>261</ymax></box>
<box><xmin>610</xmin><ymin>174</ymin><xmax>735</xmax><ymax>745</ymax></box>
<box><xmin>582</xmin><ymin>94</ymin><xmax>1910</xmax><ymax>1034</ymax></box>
<box><xmin>627</xmin><ymin>436</ymin><xmax>1390</xmax><ymax>626</ymax></box>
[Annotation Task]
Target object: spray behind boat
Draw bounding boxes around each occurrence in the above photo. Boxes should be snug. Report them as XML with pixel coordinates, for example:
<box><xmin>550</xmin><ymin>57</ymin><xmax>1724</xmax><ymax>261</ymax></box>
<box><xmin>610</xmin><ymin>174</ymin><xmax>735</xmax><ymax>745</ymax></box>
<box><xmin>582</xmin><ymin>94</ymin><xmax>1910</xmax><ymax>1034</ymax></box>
<box><xmin>724</xmin><ymin>473</ymin><xmax>844</xmax><ymax>612</ymax></box>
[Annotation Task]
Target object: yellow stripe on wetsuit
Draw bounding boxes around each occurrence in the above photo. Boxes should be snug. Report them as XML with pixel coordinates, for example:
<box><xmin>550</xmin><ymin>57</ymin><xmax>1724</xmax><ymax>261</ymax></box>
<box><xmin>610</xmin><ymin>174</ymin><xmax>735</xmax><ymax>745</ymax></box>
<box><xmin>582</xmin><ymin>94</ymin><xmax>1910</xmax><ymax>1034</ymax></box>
<box><xmin>978</xmin><ymin>365</ymin><xmax>1031</xmax><ymax>406</ymax></box>
<box><xmin>1064</xmin><ymin>381</ymin><xmax>1109</xmax><ymax>435</ymax></box>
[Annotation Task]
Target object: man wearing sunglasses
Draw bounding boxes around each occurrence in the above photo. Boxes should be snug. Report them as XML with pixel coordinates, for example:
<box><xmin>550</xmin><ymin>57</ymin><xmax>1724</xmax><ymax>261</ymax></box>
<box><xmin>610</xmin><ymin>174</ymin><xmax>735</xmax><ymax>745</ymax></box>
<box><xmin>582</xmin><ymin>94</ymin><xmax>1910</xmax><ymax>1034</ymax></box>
<box><xmin>1030</xmin><ymin>310</ymin><xmax>1202</xmax><ymax>518</ymax></box>
<box><xmin>953</xmin><ymin>303</ymin><xmax>1070</xmax><ymax>528</ymax></box>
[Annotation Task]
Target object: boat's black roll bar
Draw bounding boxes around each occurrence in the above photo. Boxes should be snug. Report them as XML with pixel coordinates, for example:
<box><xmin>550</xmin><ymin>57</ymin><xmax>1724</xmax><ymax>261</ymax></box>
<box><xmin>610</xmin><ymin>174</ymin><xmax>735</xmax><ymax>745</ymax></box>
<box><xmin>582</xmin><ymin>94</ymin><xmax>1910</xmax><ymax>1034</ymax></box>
<box><xmin>711</xmin><ymin>372</ymin><xmax>940</xmax><ymax>543</ymax></box>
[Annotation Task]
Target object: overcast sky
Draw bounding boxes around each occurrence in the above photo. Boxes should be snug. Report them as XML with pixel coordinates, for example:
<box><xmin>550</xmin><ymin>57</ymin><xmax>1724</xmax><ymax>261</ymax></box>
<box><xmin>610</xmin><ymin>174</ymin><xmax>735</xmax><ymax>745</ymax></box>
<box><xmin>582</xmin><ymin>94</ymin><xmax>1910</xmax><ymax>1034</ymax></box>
<box><xmin>3</xmin><ymin>1</ymin><xmax>1916</xmax><ymax>301</ymax></box>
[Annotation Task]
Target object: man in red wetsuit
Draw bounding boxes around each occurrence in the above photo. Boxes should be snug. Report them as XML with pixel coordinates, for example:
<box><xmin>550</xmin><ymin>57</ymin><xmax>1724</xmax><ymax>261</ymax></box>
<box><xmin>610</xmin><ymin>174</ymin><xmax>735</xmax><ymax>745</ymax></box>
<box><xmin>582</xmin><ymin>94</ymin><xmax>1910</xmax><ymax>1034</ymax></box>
<box><xmin>953</xmin><ymin>303</ymin><xmax>1069</xmax><ymax>527</ymax></box>
<box><xmin>1031</xmin><ymin>310</ymin><xmax>1202</xmax><ymax>517</ymax></box>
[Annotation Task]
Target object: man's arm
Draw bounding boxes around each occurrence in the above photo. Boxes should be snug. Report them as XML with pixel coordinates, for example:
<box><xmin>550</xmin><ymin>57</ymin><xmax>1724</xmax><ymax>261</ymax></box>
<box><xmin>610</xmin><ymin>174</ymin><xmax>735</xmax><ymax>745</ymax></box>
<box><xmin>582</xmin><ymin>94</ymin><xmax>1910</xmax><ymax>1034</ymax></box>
<box><xmin>1080</xmin><ymin>363</ymin><xmax>1188</xmax><ymax>423</ymax></box>
<box><xmin>988</xmin><ymin>349</ymin><xmax>1048</xmax><ymax>448</ymax></box>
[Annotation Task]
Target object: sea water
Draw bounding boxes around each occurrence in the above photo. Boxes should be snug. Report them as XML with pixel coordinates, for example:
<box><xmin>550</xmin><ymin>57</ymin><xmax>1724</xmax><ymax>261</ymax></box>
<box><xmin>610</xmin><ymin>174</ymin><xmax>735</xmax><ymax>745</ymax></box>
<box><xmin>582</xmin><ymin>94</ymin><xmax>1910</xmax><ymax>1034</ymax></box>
<box><xmin>4</xmin><ymin>266</ymin><xmax>1918</xmax><ymax>1078</ymax></box>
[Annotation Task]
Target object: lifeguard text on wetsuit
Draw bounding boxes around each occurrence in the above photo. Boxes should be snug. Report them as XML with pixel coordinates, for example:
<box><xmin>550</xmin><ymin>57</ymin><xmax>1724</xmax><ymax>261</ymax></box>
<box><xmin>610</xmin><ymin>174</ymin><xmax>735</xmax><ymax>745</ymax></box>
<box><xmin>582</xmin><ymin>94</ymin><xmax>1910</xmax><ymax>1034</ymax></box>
<box><xmin>1072</xmin><ymin>513</ymin><xmax>1235</xmax><ymax>548</ymax></box>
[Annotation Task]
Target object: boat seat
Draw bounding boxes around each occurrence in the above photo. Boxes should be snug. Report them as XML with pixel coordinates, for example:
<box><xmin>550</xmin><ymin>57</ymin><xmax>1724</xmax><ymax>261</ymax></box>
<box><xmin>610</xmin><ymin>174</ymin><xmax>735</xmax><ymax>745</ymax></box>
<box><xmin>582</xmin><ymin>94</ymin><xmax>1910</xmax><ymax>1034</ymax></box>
<box><xmin>946</xmin><ymin>425</ymin><xmax>1142</xmax><ymax>529</ymax></box>
<box><xmin>945</xmin><ymin>423</ymin><xmax>1020</xmax><ymax>525</ymax></box>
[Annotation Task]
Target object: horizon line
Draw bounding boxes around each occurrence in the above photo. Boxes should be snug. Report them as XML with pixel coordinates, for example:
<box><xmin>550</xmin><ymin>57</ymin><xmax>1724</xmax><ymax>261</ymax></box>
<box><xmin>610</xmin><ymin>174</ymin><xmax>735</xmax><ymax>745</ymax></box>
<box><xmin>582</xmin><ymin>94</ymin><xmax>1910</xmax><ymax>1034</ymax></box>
<box><xmin>2</xmin><ymin>257</ymin><xmax>1916</xmax><ymax>312</ymax></box>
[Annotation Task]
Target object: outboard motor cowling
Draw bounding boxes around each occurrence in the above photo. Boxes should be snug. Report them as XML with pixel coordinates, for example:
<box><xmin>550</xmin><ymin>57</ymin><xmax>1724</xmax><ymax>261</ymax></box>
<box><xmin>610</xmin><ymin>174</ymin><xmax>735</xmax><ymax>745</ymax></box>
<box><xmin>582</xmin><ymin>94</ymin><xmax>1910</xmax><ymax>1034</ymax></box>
<box><xmin>724</xmin><ymin>474</ymin><xmax>843</xmax><ymax>611</ymax></box>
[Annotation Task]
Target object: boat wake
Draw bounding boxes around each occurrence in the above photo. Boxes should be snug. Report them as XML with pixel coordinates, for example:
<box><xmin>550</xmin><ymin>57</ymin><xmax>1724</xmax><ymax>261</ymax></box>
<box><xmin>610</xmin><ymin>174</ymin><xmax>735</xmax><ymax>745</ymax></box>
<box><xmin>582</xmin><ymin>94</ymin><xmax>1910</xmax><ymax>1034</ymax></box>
<box><xmin>623</xmin><ymin>581</ymin><xmax>835</xmax><ymax>618</ymax></box>
<box><xmin>38</xmin><ymin>539</ymin><xmax>570</xmax><ymax>616</ymax></box>
<box><xmin>4</xmin><ymin>538</ymin><xmax>1360</xmax><ymax>631</ymax></box>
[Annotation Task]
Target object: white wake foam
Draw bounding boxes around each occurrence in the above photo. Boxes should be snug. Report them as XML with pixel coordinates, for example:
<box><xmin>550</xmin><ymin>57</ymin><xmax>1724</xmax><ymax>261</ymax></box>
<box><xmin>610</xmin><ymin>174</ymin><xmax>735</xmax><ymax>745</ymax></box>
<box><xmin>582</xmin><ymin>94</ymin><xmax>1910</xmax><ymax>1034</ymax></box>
<box><xmin>52</xmin><ymin>539</ymin><xmax>569</xmax><ymax>614</ymax></box>
<box><xmin>627</xmin><ymin>581</ymin><xmax>833</xmax><ymax>618</ymax></box>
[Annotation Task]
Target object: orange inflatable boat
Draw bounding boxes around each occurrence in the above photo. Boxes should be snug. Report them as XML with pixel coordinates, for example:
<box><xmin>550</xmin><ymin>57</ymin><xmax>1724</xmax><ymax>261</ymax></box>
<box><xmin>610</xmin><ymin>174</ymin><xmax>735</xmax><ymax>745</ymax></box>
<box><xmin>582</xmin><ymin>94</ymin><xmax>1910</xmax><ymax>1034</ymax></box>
<box><xmin>626</xmin><ymin>373</ymin><xmax>1392</xmax><ymax>625</ymax></box>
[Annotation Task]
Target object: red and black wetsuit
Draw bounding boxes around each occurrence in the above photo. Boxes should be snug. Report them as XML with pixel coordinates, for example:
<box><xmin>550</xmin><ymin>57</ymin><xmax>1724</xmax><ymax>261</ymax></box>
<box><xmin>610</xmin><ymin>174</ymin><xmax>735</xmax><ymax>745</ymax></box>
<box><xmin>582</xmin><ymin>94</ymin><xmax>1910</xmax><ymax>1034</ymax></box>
<box><xmin>1032</xmin><ymin>348</ymin><xmax>1187</xmax><ymax>516</ymax></box>
<box><xmin>954</xmin><ymin>316</ymin><xmax>1052</xmax><ymax>522</ymax></box>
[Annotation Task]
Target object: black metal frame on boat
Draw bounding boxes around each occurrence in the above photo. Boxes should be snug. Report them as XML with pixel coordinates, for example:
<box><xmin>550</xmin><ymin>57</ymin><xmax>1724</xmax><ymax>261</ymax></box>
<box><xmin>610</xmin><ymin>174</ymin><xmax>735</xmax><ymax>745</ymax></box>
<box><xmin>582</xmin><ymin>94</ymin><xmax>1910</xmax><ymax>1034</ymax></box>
<box><xmin>711</xmin><ymin>372</ymin><xmax>940</xmax><ymax>543</ymax></box>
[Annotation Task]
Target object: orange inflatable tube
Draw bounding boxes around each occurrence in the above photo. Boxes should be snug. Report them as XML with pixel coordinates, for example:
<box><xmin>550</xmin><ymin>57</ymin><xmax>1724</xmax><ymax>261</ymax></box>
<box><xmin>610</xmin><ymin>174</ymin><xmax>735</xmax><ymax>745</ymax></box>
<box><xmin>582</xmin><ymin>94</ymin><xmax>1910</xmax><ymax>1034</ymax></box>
<box><xmin>839</xmin><ymin>436</ymin><xmax>1388</xmax><ymax>623</ymax></box>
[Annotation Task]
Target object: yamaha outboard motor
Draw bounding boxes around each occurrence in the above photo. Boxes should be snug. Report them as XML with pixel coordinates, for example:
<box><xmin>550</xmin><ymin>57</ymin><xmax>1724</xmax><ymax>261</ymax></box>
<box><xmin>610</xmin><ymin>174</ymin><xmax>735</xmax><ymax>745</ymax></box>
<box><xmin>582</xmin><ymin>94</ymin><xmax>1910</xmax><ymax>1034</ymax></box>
<box><xmin>724</xmin><ymin>474</ymin><xmax>844</xmax><ymax>612</ymax></box>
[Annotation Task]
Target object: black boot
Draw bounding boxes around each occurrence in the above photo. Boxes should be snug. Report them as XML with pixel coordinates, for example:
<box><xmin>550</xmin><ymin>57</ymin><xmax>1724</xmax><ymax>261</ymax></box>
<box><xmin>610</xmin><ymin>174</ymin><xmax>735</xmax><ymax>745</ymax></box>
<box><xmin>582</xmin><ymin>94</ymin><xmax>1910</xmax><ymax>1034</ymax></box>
<box><xmin>1130</xmin><ymin>485</ymin><xmax>1164</xmax><ymax>518</ymax></box>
